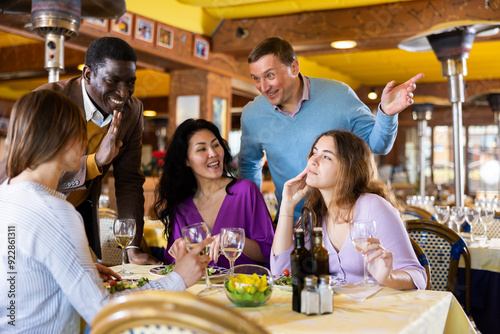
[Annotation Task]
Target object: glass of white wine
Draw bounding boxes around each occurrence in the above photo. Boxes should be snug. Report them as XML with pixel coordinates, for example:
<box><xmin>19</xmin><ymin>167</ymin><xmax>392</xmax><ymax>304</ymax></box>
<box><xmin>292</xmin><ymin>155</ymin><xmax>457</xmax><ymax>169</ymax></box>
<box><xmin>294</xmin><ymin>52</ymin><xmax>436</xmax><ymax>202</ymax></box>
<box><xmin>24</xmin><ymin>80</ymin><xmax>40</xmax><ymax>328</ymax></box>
<box><xmin>113</xmin><ymin>218</ymin><xmax>136</xmax><ymax>275</ymax></box>
<box><xmin>350</xmin><ymin>219</ymin><xmax>377</xmax><ymax>287</ymax></box>
<box><xmin>181</xmin><ymin>222</ymin><xmax>221</xmax><ymax>297</ymax></box>
<box><xmin>220</xmin><ymin>227</ymin><xmax>245</xmax><ymax>272</ymax></box>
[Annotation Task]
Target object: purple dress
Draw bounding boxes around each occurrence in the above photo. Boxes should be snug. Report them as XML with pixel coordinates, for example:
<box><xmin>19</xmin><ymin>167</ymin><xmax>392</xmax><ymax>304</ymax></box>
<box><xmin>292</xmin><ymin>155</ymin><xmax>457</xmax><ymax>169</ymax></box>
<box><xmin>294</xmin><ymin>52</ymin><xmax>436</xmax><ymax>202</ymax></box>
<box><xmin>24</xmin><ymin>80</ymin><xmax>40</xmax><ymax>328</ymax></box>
<box><xmin>165</xmin><ymin>179</ymin><xmax>275</xmax><ymax>269</ymax></box>
<box><xmin>271</xmin><ymin>193</ymin><xmax>427</xmax><ymax>290</ymax></box>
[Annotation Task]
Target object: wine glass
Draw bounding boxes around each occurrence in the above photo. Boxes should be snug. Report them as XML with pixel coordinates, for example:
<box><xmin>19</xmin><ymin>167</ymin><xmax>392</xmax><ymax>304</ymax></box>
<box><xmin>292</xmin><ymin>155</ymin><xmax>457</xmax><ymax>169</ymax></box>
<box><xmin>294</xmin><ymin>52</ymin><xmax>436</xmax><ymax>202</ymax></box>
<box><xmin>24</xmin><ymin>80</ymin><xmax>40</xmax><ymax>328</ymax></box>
<box><xmin>181</xmin><ymin>222</ymin><xmax>221</xmax><ymax>297</ymax></box>
<box><xmin>434</xmin><ymin>205</ymin><xmax>450</xmax><ymax>225</ymax></box>
<box><xmin>350</xmin><ymin>219</ymin><xmax>377</xmax><ymax>287</ymax></box>
<box><xmin>450</xmin><ymin>206</ymin><xmax>466</xmax><ymax>235</ymax></box>
<box><xmin>480</xmin><ymin>207</ymin><xmax>495</xmax><ymax>244</ymax></box>
<box><xmin>220</xmin><ymin>227</ymin><xmax>245</xmax><ymax>272</ymax></box>
<box><xmin>113</xmin><ymin>218</ymin><xmax>136</xmax><ymax>275</ymax></box>
<box><xmin>465</xmin><ymin>207</ymin><xmax>480</xmax><ymax>241</ymax></box>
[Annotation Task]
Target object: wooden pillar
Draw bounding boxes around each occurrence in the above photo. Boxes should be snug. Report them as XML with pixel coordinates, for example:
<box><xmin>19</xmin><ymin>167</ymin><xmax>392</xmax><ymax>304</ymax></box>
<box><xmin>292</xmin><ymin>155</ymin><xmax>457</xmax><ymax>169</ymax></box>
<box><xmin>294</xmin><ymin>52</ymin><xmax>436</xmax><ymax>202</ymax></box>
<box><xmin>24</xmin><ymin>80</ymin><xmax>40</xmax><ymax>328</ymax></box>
<box><xmin>168</xmin><ymin>68</ymin><xmax>232</xmax><ymax>139</ymax></box>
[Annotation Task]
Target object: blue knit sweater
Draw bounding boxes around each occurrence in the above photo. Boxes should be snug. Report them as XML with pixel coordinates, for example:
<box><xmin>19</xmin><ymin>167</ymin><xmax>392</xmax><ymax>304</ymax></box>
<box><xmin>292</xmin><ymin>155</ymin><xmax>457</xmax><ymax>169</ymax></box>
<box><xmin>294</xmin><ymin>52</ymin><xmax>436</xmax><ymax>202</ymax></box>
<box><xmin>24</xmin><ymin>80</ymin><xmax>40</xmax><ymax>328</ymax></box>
<box><xmin>238</xmin><ymin>77</ymin><xmax>398</xmax><ymax>221</ymax></box>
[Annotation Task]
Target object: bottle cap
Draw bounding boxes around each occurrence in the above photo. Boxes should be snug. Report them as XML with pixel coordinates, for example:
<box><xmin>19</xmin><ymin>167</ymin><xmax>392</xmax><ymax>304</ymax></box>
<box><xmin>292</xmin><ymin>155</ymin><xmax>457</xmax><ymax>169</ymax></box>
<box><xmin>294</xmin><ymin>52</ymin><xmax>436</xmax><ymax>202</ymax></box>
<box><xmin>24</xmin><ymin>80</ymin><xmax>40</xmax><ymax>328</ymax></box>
<box><xmin>319</xmin><ymin>275</ymin><xmax>330</xmax><ymax>284</ymax></box>
<box><xmin>304</xmin><ymin>275</ymin><xmax>318</xmax><ymax>286</ymax></box>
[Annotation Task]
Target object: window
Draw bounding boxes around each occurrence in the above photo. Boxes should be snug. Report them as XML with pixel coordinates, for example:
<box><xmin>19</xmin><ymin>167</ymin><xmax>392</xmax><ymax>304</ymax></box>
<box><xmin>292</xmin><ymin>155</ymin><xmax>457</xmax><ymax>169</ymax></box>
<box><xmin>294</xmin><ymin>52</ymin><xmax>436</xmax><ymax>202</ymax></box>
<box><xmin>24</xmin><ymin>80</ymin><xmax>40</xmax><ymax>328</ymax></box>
<box><xmin>467</xmin><ymin>125</ymin><xmax>499</xmax><ymax>195</ymax></box>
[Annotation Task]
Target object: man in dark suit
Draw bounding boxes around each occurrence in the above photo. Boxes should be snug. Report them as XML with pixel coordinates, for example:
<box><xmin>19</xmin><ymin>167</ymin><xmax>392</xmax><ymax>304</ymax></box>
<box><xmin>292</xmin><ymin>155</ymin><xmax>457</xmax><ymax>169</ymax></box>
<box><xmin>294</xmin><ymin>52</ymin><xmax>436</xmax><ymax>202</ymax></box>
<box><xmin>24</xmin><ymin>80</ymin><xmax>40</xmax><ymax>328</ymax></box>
<box><xmin>0</xmin><ymin>37</ymin><xmax>160</xmax><ymax>265</ymax></box>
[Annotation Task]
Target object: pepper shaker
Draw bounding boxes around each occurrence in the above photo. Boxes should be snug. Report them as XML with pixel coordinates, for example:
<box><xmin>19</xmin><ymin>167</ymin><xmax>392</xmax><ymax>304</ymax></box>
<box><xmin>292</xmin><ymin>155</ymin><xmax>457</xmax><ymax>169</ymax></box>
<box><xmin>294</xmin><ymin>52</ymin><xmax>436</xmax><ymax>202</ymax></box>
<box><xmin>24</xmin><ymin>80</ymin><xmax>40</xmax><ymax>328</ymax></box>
<box><xmin>318</xmin><ymin>275</ymin><xmax>333</xmax><ymax>314</ymax></box>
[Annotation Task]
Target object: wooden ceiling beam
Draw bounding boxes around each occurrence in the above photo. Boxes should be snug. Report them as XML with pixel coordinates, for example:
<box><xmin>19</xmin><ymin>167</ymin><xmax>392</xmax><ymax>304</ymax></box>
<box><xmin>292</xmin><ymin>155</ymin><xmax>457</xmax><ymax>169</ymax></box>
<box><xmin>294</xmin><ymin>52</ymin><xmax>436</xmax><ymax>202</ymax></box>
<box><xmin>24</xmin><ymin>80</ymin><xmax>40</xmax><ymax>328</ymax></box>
<box><xmin>356</xmin><ymin>78</ymin><xmax>500</xmax><ymax>104</ymax></box>
<box><xmin>0</xmin><ymin>43</ymin><xmax>85</xmax><ymax>74</ymax></box>
<box><xmin>212</xmin><ymin>0</ymin><xmax>500</xmax><ymax>58</ymax></box>
<box><xmin>0</xmin><ymin>13</ymin><xmax>251</xmax><ymax>83</ymax></box>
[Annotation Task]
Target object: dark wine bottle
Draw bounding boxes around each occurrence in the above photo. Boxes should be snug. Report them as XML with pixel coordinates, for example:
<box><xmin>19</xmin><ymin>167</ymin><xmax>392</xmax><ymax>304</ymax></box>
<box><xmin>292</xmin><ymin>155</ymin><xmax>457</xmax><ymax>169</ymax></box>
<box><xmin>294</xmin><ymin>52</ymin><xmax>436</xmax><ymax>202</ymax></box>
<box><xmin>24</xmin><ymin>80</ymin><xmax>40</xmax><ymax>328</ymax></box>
<box><xmin>291</xmin><ymin>228</ymin><xmax>308</xmax><ymax>313</ymax></box>
<box><xmin>313</xmin><ymin>227</ymin><xmax>329</xmax><ymax>277</ymax></box>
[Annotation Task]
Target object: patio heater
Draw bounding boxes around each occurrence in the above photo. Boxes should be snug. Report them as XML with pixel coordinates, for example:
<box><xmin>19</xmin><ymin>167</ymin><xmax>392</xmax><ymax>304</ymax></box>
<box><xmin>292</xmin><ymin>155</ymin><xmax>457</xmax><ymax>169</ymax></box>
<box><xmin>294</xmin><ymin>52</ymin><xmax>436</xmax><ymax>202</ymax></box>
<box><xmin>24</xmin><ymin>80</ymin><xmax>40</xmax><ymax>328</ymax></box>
<box><xmin>412</xmin><ymin>103</ymin><xmax>434</xmax><ymax>198</ymax></box>
<box><xmin>399</xmin><ymin>23</ymin><xmax>500</xmax><ymax>207</ymax></box>
<box><xmin>0</xmin><ymin>0</ymin><xmax>126</xmax><ymax>82</ymax></box>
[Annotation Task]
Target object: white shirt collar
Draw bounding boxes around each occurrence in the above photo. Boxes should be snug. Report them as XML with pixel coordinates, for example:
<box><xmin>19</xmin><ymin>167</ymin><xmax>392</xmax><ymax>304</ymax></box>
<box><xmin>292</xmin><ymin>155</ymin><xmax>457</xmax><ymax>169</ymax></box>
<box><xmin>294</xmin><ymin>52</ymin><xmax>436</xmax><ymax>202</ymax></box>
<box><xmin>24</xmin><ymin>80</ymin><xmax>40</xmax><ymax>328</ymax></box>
<box><xmin>81</xmin><ymin>78</ymin><xmax>112</xmax><ymax>127</ymax></box>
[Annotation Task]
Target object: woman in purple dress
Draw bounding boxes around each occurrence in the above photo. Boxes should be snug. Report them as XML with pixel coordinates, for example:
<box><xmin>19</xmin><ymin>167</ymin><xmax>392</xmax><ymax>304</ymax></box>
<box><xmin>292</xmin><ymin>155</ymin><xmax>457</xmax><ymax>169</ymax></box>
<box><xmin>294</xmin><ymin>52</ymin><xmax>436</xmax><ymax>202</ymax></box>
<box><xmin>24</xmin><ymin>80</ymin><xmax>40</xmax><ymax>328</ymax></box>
<box><xmin>271</xmin><ymin>130</ymin><xmax>427</xmax><ymax>289</ymax></box>
<box><xmin>154</xmin><ymin>119</ymin><xmax>274</xmax><ymax>269</ymax></box>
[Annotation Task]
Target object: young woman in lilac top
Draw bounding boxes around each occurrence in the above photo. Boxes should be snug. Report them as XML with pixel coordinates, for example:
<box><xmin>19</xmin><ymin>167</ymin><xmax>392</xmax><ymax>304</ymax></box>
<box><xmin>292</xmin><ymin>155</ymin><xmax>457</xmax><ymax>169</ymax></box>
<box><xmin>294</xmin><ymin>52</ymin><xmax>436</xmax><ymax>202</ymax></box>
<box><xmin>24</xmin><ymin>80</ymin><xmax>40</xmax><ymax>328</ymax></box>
<box><xmin>154</xmin><ymin>119</ymin><xmax>274</xmax><ymax>269</ymax></box>
<box><xmin>271</xmin><ymin>130</ymin><xmax>427</xmax><ymax>289</ymax></box>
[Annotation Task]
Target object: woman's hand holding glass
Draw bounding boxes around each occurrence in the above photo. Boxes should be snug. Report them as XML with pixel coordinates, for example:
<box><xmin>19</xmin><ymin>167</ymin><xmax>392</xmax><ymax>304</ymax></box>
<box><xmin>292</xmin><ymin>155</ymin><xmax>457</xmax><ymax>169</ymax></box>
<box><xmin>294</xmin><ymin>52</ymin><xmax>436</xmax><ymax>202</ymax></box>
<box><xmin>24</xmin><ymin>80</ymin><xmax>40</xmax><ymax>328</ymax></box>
<box><xmin>173</xmin><ymin>237</ymin><xmax>212</xmax><ymax>288</ymax></box>
<box><xmin>220</xmin><ymin>227</ymin><xmax>245</xmax><ymax>272</ymax></box>
<box><xmin>364</xmin><ymin>237</ymin><xmax>394</xmax><ymax>285</ymax></box>
<box><xmin>168</xmin><ymin>238</ymin><xmax>188</xmax><ymax>260</ymax></box>
<box><xmin>181</xmin><ymin>222</ymin><xmax>222</xmax><ymax>297</ymax></box>
<box><xmin>350</xmin><ymin>219</ymin><xmax>378</xmax><ymax>287</ymax></box>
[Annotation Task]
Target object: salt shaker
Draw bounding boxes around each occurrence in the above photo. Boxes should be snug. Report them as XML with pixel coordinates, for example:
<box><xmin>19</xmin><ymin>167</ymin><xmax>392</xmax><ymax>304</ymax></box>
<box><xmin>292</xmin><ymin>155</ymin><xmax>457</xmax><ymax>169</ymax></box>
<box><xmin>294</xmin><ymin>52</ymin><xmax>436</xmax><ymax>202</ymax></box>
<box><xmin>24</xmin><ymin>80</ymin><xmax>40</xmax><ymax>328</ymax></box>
<box><xmin>318</xmin><ymin>275</ymin><xmax>333</xmax><ymax>314</ymax></box>
<box><xmin>301</xmin><ymin>275</ymin><xmax>319</xmax><ymax>315</ymax></box>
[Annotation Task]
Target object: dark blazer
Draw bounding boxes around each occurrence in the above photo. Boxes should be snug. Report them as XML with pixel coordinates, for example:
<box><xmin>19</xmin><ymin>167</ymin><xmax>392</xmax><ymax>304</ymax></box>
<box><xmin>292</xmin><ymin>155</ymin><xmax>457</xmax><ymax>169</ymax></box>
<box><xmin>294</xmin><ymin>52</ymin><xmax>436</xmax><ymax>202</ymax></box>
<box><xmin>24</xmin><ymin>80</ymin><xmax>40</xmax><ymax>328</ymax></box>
<box><xmin>0</xmin><ymin>77</ymin><xmax>146</xmax><ymax>258</ymax></box>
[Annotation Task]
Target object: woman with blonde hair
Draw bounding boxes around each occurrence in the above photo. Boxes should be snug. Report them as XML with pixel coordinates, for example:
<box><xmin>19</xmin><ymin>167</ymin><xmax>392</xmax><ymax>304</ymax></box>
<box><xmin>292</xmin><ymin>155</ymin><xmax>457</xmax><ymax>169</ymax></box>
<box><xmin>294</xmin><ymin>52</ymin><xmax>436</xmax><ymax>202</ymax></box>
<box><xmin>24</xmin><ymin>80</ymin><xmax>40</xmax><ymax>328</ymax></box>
<box><xmin>0</xmin><ymin>90</ymin><xmax>211</xmax><ymax>333</ymax></box>
<box><xmin>271</xmin><ymin>130</ymin><xmax>426</xmax><ymax>290</ymax></box>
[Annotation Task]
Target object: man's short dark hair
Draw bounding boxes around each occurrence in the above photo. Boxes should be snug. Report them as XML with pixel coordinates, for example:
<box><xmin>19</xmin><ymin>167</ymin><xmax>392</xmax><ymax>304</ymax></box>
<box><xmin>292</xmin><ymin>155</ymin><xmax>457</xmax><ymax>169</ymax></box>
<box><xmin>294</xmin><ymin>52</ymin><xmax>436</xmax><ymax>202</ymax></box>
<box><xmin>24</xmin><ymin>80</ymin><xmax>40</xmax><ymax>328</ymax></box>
<box><xmin>248</xmin><ymin>37</ymin><xmax>296</xmax><ymax>66</ymax></box>
<box><xmin>85</xmin><ymin>37</ymin><xmax>137</xmax><ymax>71</ymax></box>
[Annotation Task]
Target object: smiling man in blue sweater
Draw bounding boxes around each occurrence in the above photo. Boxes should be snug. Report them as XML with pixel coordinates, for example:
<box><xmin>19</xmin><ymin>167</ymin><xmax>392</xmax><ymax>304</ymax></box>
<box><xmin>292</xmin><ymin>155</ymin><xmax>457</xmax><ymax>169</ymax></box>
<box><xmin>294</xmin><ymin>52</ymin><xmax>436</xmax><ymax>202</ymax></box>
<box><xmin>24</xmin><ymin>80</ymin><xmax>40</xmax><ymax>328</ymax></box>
<box><xmin>238</xmin><ymin>37</ymin><xmax>424</xmax><ymax>222</ymax></box>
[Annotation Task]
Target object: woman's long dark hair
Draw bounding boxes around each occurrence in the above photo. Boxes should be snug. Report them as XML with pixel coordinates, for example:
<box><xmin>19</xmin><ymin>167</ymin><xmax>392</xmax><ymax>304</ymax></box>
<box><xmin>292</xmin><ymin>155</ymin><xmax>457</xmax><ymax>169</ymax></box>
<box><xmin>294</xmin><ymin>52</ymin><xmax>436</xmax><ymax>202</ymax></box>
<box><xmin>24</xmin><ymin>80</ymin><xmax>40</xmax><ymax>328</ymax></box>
<box><xmin>154</xmin><ymin>118</ymin><xmax>235</xmax><ymax>238</ymax></box>
<box><xmin>303</xmin><ymin>130</ymin><xmax>401</xmax><ymax>228</ymax></box>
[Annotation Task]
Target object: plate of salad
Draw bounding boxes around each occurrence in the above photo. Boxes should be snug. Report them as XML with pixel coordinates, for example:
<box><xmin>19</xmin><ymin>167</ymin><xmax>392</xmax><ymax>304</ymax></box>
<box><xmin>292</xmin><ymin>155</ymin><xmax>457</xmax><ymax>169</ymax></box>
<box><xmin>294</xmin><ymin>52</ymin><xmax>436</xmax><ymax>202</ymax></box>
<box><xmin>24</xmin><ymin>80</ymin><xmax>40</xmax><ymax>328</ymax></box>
<box><xmin>149</xmin><ymin>264</ymin><xmax>228</xmax><ymax>282</ymax></box>
<box><xmin>273</xmin><ymin>269</ymin><xmax>292</xmax><ymax>291</ymax></box>
<box><xmin>106</xmin><ymin>277</ymin><xmax>149</xmax><ymax>294</ymax></box>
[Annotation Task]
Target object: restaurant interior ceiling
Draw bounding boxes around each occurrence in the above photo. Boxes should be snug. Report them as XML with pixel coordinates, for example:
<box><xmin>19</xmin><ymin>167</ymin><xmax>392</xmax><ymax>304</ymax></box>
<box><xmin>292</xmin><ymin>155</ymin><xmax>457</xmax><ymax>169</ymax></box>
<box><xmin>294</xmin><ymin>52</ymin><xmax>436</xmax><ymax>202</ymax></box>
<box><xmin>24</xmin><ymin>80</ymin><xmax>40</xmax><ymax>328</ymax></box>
<box><xmin>1</xmin><ymin>0</ymin><xmax>500</xmax><ymax>114</ymax></box>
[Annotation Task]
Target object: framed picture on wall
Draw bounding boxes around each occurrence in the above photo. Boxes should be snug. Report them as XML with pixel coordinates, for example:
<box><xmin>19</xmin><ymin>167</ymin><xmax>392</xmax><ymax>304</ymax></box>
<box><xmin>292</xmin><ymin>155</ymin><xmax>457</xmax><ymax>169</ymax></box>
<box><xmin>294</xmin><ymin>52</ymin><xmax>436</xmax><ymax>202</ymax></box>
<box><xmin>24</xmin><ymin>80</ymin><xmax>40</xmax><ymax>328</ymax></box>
<box><xmin>134</xmin><ymin>15</ymin><xmax>155</xmax><ymax>45</ymax></box>
<box><xmin>156</xmin><ymin>23</ymin><xmax>174</xmax><ymax>50</ymax></box>
<box><xmin>193</xmin><ymin>35</ymin><xmax>209</xmax><ymax>60</ymax></box>
<box><xmin>82</xmin><ymin>18</ymin><xmax>109</xmax><ymax>32</ymax></box>
<box><xmin>110</xmin><ymin>12</ymin><xmax>133</xmax><ymax>37</ymax></box>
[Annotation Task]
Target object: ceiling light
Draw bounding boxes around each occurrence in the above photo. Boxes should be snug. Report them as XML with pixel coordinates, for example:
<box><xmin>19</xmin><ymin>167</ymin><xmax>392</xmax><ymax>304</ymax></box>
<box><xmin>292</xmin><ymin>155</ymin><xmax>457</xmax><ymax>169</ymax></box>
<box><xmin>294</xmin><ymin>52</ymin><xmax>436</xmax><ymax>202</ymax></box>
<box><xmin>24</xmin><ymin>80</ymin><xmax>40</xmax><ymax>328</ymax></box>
<box><xmin>143</xmin><ymin>110</ymin><xmax>157</xmax><ymax>117</ymax></box>
<box><xmin>331</xmin><ymin>40</ymin><xmax>357</xmax><ymax>49</ymax></box>
<box><xmin>367</xmin><ymin>89</ymin><xmax>378</xmax><ymax>100</ymax></box>
<box><xmin>77</xmin><ymin>64</ymin><xmax>85</xmax><ymax>71</ymax></box>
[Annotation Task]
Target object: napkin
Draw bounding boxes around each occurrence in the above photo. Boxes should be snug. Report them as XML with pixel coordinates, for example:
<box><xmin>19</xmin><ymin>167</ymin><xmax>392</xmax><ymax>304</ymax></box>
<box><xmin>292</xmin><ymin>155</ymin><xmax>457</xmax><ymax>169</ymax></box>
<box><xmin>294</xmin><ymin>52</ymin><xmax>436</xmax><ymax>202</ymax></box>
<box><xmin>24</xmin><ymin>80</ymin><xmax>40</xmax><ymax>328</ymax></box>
<box><xmin>334</xmin><ymin>285</ymin><xmax>382</xmax><ymax>302</ymax></box>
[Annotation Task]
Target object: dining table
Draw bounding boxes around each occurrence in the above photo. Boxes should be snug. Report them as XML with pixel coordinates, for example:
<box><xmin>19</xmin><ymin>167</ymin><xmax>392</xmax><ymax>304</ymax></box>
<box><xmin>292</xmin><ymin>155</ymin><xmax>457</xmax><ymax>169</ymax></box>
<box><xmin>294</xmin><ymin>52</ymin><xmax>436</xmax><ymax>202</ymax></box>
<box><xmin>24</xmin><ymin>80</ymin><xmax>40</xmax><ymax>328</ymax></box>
<box><xmin>113</xmin><ymin>264</ymin><xmax>475</xmax><ymax>334</ymax></box>
<box><xmin>456</xmin><ymin>237</ymin><xmax>500</xmax><ymax>334</ymax></box>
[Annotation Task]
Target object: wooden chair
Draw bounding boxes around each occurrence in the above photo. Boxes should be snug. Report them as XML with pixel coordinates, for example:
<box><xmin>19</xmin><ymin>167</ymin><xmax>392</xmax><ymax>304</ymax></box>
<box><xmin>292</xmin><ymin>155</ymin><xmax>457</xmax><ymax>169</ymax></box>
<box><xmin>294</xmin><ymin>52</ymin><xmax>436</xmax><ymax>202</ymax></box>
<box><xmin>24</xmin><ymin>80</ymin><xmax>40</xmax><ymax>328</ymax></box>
<box><xmin>98</xmin><ymin>208</ymin><xmax>152</xmax><ymax>266</ymax></box>
<box><xmin>409</xmin><ymin>237</ymin><xmax>432</xmax><ymax>290</ymax></box>
<box><xmin>406</xmin><ymin>219</ymin><xmax>471</xmax><ymax>314</ymax></box>
<box><xmin>98</xmin><ymin>208</ymin><xmax>121</xmax><ymax>266</ymax></box>
<box><xmin>90</xmin><ymin>291</ymin><xmax>268</xmax><ymax>334</ymax></box>
<box><xmin>489</xmin><ymin>214</ymin><xmax>500</xmax><ymax>238</ymax></box>
<box><xmin>403</xmin><ymin>205</ymin><xmax>434</xmax><ymax>221</ymax></box>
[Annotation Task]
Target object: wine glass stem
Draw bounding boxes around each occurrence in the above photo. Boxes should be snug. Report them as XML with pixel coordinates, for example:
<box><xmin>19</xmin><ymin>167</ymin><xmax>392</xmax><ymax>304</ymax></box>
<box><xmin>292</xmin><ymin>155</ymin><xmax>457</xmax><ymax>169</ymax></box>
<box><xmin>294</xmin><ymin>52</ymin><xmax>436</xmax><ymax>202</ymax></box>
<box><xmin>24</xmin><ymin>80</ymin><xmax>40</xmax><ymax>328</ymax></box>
<box><xmin>229</xmin><ymin>260</ymin><xmax>234</xmax><ymax>272</ymax></box>
<box><xmin>121</xmin><ymin>248</ymin><xmax>126</xmax><ymax>271</ymax></box>
<box><xmin>205</xmin><ymin>268</ymin><xmax>212</xmax><ymax>289</ymax></box>
<box><xmin>363</xmin><ymin>254</ymin><xmax>369</xmax><ymax>282</ymax></box>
